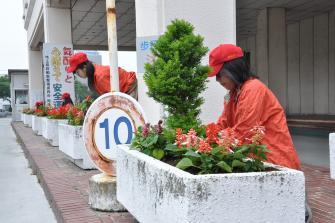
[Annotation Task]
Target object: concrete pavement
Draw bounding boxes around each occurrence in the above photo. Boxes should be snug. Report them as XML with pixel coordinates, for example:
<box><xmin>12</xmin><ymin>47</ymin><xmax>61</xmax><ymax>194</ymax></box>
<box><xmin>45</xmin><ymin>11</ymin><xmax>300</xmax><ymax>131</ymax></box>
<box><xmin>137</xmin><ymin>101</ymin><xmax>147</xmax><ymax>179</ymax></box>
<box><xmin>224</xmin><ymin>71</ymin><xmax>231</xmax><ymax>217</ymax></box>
<box><xmin>0</xmin><ymin>118</ymin><xmax>56</xmax><ymax>223</ymax></box>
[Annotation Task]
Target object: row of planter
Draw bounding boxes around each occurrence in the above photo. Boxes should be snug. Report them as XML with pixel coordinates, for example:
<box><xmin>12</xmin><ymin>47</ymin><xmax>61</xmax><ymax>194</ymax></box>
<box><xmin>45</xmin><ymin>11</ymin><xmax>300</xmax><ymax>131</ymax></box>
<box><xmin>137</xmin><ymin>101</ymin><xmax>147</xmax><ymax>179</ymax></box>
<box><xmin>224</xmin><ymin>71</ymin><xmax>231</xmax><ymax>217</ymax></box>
<box><xmin>21</xmin><ymin>113</ymin><xmax>96</xmax><ymax>170</ymax></box>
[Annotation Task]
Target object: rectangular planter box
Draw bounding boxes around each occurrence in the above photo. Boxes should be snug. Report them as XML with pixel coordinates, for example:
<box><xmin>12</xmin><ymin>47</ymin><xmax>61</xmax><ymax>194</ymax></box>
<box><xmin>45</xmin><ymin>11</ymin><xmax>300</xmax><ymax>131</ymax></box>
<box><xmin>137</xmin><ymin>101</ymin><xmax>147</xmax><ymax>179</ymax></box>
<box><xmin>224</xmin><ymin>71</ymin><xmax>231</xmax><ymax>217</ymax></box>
<box><xmin>23</xmin><ymin>114</ymin><xmax>32</xmax><ymax>127</ymax></box>
<box><xmin>117</xmin><ymin>145</ymin><xmax>305</xmax><ymax>223</ymax></box>
<box><xmin>45</xmin><ymin>119</ymin><xmax>67</xmax><ymax>147</ymax></box>
<box><xmin>330</xmin><ymin>133</ymin><xmax>335</xmax><ymax>179</ymax></box>
<box><xmin>58</xmin><ymin>123</ymin><xmax>96</xmax><ymax>170</ymax></box>
<box><xmin>32</xmin><ymin>115</ymin><xmax>43</xmax><ymax>135</ymax></box>
<box><xmin>41</xmin><ymin>117</ymin><xmax>48</xmax><ymax>139</ymax></box>
<box><xmin>20</xmin><ymin>112</ymin><xmax>24</xmax><ymax>122</ymax></box>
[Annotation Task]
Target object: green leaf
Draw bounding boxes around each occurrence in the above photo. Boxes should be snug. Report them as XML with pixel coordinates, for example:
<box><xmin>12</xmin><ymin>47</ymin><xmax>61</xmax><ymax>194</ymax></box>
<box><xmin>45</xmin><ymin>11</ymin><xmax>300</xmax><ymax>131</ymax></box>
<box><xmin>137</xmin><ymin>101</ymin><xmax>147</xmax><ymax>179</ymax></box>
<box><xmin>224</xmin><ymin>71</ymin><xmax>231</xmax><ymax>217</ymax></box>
<box><xmin>184</xmin><ymin>150</ymin><xmax>201</xmax><ymax>158</ymax></box>
<box><xmin>235</xmin><ymin>145</ymin><xmax>250</xmax><ymax>154</ymax></box>
<box><xmin>232</xmin><ymin>160</ymin><xmax>246</xmax><ymax>168</ymax></box>
<box><xmin>211</xmin><ymin>146</ymin><xmax>224</xmax><ymax>155</ymax></box>
<box><xmin>152</xmin><ymin>149</ymin><xmax>165</xmax><ymax>160</ymax></box>
<box><xmin>176</xmin><ymin>158</ymin><xmax>194</xmax><ymax>170</ymax></box>
<box><xmin>217</xmin><ymin>161</ymin><xmax>232</xmax><ymax>173</ymax></box>
<box><xmin>141</xmin><ymin>134</ymin><xmax>159</xmax><ymax>147</ymax></box>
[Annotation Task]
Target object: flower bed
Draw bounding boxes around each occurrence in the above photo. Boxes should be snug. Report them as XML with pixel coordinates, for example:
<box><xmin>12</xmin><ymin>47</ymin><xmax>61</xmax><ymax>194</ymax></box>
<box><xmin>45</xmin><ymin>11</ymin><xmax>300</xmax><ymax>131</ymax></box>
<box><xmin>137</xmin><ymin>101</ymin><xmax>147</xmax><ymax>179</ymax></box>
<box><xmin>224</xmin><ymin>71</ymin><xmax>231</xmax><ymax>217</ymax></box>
<box><xmin>58</xmin><ymin>123</ymin><xmax>95</xmax><ymax>169</ymax></box>
<box><xmin>117</xmin><ymin>145</ymin><xmax>305</xmax><ymax>223</ymax></box>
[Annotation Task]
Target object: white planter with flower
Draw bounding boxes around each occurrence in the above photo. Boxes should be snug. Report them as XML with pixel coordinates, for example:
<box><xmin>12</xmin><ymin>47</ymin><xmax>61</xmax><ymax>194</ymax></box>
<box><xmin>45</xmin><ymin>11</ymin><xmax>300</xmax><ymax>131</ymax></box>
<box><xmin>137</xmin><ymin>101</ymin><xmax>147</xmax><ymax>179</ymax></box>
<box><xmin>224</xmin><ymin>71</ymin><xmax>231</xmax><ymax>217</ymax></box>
<box><xmin>117</xmin><ymin>145</ymin><xmax>305</xmax><ymax>223</ymax></box>
<box><xmin>32</xmin><ymin>115</ymin><xmax>43</xmax><ymax>135</ymax></box>
<box><xmin>41</xmin><ymin>117</ymin><xmax>48</xmax><ymax>139</ymax></box>
<box><xmin>330</xmin><ymin>133</ymin><xmax>335</xmax><ymax>179</ymax></box>
<box><xmin>23</xmin><ymin>114</ymin><xmax>32</xmax><ymax>127</ymax></box>
<box><xmin>45</xmin><ymin>119</ymin><xmax>67</xmax><ymax>146</ymax></box>
<box><xmin>58</xmin><ymin>123</ymin><xmax>96</xmax><ymax>169</ymax></box>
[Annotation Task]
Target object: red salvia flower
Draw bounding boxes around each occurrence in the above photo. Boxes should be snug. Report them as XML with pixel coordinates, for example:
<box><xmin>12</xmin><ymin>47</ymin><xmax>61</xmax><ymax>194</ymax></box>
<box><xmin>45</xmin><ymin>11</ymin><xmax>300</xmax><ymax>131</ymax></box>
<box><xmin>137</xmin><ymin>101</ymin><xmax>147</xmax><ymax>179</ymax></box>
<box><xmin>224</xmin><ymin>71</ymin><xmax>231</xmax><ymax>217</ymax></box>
<box><xmin>197</xmin><ymin>139</ymin><xmax>212</xmax><ymax>153</ymax></box>
<box><xmin>206</xmin><ymin>123</ymin><xmax>221</xmax><ymax>144</ymax></box>
<box><xmin>61</xmin><ymin>92</ymin><xmax>71</xmax><ymax>100</ymax></box>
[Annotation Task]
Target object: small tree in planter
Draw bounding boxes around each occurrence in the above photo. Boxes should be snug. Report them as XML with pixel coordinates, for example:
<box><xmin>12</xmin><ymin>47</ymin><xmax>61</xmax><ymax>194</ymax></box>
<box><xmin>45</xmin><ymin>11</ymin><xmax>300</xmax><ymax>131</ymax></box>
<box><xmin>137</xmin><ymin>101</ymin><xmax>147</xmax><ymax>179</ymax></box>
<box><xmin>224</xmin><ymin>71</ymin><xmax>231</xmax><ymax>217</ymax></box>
<box><xmin>144</xmin><ymin>19</ymin><xmax>210</xmax><ymax>132</ymax></box>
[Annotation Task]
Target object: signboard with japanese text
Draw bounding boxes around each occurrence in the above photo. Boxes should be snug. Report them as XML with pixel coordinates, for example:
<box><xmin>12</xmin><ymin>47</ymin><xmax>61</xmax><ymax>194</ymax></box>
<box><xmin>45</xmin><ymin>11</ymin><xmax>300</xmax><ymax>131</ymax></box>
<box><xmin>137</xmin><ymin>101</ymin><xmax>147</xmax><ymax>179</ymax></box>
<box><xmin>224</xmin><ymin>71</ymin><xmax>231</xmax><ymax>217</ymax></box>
<box><xmin>136</xmin><ymin>35</ymin><xmax>159</xmax><ymax>73</ymax></box>
<box><xmin>43</xmin><ymin>43</ymin><xmax>75</xmax><ymax>107</ymax></box>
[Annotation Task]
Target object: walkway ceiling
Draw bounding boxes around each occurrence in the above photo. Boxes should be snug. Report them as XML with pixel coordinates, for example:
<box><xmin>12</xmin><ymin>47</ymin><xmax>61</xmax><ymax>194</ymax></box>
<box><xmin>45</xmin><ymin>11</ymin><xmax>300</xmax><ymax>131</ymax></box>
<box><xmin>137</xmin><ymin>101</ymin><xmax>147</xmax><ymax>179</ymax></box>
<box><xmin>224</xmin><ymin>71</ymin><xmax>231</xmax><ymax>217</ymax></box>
<box><xmin>237</xmin><ymin>0</ymin><xmax>335</xmax><ymax>40</ymax></box>
<box><xmin>70</xmin><ymin>0</ymin><xmax>136</xmax><ymax>51</ymax></box>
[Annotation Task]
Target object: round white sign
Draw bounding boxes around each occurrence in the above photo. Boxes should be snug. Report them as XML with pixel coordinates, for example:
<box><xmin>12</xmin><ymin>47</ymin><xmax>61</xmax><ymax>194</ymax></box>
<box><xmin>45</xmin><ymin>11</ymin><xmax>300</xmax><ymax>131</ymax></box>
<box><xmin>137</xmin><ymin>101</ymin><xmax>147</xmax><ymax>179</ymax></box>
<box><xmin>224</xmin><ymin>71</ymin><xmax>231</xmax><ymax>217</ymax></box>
<box><xmin>93</xmin><ymin>108</ymin><xmax>135</xmax><ymax>160</ymax></box>
<box><xmin>83</xmin><ymin>92</ymin><xmax>147</xmax><ymax>176</ymax></box>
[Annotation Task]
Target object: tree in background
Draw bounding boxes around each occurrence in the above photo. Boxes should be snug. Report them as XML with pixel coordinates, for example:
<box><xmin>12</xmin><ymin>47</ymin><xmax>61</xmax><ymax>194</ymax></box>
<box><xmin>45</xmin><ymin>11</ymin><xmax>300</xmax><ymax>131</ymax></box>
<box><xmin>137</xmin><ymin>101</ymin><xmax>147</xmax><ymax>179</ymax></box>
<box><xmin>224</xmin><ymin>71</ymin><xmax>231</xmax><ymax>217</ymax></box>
<box><xmin>0</xmin><ymin>75</ymin><xmax>10</xmax><ymax>98</ymax></box>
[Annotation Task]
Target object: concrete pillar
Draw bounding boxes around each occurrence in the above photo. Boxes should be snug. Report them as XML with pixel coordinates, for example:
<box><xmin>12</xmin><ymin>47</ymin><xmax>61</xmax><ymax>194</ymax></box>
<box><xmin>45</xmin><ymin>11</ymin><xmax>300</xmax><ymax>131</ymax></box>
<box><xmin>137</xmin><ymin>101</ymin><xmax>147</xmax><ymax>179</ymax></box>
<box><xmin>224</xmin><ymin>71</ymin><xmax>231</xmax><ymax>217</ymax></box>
<box><xmin>28</xmin><ymin>49</ymin><xmax>43</xmax><ymax>107</ymax></box>
<box><xmin>135</xmin><ymin>0</ymin><xmax>236</xmax><ymax>124</ymax></box>
<box><xmin>43</xmin><ymin>5</ymin><xmax>72</xmax><ymax>44</ymax></box>
<box><xmin>256</xmin><ymin>8</ymin><xmax>287</xmax><ymax>110</ymax></box>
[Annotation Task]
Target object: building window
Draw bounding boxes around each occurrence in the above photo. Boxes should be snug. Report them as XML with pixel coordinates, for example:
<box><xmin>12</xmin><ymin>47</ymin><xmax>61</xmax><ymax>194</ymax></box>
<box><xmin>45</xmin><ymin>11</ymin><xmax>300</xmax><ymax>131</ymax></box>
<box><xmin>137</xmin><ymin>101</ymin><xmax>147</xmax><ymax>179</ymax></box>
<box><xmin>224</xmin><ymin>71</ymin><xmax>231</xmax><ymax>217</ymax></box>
<box><xmin>15</xmin><ymin>90</ymin><xmax>28</xmax><ymax>104</ymax></box>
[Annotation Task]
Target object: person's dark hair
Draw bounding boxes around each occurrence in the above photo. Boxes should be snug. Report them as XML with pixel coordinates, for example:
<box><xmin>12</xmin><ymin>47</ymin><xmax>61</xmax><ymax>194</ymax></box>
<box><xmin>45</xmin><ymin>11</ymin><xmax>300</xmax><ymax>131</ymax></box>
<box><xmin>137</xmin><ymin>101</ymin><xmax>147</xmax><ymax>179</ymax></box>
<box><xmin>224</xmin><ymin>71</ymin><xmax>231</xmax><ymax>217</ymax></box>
<box><xmin>61</xmin><ymin>97</ymin><xmax>73</xmax><ymax>106</ymax></box>
<box><xmin>76</xmin><ymin>61</ymin><xmax>96</xmax><ymax>93</ymax></box>
<box><xmin>216</xmin><ymin>57</ymin><xmax>258</xmax><ymax>86</ymax></box>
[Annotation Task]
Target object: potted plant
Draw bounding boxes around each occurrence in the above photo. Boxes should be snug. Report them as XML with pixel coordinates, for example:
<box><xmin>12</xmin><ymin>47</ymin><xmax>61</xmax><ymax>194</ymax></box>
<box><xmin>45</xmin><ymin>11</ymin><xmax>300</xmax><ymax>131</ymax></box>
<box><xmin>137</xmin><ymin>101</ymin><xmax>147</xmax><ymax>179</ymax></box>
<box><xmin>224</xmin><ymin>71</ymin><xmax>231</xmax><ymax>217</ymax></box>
<box><xmin>116</xmin><ymin>19</ymin><xmax>305</xmax><ymax>223</ymax></box>
<box><xmin>32</xmin><ymin>101</ymin><xmax>46</xmax><ymax>135</ymax></box>
<box><xmin>45</xmin><ymin>104</ymin><xmax>70</xmax><ymax>146</ymax></box>
<box><xmin>58</xmin><ymin>96</ymin><xmax>96</xmax><ymax>169</ymax></box>
<box><xmin>22</xmin><ymin>108</ymin><xmax>34</xmax><ymax>127</ymax></box>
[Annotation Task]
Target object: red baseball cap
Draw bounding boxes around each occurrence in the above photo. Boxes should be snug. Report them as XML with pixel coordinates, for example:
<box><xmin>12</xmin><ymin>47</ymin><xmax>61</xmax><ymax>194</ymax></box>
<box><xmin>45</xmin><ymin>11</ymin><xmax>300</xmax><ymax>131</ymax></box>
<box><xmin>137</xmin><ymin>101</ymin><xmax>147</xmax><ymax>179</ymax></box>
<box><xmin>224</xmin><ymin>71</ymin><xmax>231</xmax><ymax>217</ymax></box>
<box><xmin>208</xmin><ymin>44</ymin><xmax>244</xmax><ymax>77</ymax></box>
<box><xmin>67</xmin><ymin>52</ymin><xmax>89</xmax><ymax>73</ymax></box>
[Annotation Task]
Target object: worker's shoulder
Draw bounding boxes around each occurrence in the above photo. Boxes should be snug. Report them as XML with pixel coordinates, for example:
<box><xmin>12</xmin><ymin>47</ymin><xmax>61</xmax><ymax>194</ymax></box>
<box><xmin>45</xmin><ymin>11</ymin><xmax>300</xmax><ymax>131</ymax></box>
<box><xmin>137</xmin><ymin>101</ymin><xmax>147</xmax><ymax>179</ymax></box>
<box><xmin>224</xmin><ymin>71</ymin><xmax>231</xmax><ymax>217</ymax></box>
<box><xmin>243</xmin><ymin>78</ymin><xmax>267</xmax><ymax>91</ymax></box>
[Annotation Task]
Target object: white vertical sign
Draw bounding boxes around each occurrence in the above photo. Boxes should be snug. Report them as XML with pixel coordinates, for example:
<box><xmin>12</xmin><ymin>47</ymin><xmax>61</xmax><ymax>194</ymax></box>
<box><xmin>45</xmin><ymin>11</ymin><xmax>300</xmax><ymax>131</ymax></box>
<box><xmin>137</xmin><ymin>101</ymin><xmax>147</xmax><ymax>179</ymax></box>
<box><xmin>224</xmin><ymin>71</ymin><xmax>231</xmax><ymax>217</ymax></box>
<box><xmin>43</xmin><ymin>43</ymin><xmax>75</xmax><ymax>107</ymax></box>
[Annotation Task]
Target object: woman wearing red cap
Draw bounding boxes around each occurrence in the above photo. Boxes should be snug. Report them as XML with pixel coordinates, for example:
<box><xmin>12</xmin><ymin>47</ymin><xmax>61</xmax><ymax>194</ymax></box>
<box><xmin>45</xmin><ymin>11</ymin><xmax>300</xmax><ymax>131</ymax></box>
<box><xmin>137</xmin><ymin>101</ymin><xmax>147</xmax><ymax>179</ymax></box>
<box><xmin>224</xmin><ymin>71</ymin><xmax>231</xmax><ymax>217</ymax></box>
<box><xmin>209</xmin><ymin>44</ymin><xmax>311</xmax><ymax>222</ymax></box>
<box><xmin>67</xmin><ymin>52</ymin><xmax>137</xmax><ymax>99</ymax></box>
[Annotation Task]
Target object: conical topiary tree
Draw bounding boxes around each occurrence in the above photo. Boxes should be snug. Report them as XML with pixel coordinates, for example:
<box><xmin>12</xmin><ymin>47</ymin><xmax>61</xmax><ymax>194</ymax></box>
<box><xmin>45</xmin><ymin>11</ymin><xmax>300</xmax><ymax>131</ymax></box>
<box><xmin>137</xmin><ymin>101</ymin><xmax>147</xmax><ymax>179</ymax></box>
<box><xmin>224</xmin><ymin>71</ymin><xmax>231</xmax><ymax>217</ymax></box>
<box><xmin>144</xmin><ymin>19</ymin><xmax>210</xmax><ymax>132</ymax></box>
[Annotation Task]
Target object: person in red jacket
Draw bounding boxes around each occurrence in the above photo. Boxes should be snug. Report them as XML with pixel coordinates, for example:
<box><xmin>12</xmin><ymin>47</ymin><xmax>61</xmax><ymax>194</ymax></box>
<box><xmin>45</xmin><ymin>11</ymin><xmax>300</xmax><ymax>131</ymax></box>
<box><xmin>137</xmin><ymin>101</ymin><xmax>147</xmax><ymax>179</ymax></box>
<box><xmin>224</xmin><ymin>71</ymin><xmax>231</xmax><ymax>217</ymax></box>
<box><xmin>209</xmin><ymin>44</ymin><xmax>311</xmax><ymax>222</ymax></box>
<box><xmin>67</xmin><ymin>52</ymin><xmax>137</xmax><ymax>99</ymax></box>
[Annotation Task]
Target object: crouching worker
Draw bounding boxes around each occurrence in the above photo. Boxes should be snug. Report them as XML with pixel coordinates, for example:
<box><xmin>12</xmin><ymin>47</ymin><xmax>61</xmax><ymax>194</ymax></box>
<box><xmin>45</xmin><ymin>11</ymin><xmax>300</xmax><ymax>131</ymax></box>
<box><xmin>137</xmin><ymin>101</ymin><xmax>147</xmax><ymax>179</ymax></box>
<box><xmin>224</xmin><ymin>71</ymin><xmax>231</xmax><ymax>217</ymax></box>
<box><xmin>67</xmin><ymin>52</ymin><xmax>138</xmax><ymax>99</ymax></box>
<box><xmin>208</xmin><ymin>44</ymin><xmax>311</xmax><ymax>223</ymax></box>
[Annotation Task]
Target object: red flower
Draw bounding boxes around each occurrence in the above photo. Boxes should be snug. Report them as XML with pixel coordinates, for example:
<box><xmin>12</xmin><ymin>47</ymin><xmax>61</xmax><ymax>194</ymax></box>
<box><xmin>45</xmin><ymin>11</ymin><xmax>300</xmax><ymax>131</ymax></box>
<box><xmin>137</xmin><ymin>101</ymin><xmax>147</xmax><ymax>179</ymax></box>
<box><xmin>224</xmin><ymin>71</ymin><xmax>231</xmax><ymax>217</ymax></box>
<box><xmin>142</xmin><ymin>123</ymin><xmax>150</xmax><ymax>138</ymax></box>
<box><xmin>247</xmin><ymin>125</ymin><xmax>266</xmax><ymax>145</ymax></box>
<box><xmin>186</xmin><ymin>128</ymin><xmax>199</xmax><ymax>148</ymax></box>
<box><xmin>35</xmin><ymin>101</ymin><xmax>43</xmax><ymax>108</ymax></box>
<box><xmin>216</xmin><ymin>128</ymin><xmax>239</xmax><ymax>152</ymax></box>
<box><xmin>206</xmin><ymin>123</ymin><xmax>221</xmax><ymax>144</ymax></box>
<box><xmin>197</xmin><ymin>139</ymin><xmax>212</xmax><ymax>153</ymax></box>
<box><xmin>76</xmin><ymin>110</ymin><xmax>85</xmax><ymax>119</ymax></box>
<box><xmin>61</xmin><ymin>92</ymin><xmax>71</xmax><ymax>100</ymax></box>
<box><xmin>85</xmin><ymin>95</ymin><xmax>92</xmax><ymax>102</ymax></box>
<box><xmin>175</xmin><ymin>128</ymin><xmax>187</xmax><ymax>148</ymax></box>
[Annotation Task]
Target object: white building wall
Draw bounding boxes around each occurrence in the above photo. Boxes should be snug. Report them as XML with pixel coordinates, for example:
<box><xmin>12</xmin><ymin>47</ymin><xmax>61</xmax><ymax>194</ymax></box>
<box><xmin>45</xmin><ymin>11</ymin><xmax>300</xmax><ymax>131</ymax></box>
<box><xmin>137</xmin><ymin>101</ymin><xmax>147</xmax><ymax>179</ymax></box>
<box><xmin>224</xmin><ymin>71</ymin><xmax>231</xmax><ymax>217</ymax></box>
<box><xmin>238</xmin><ymin>10</ymin><xmax>335</xmax><ymax>115</ymax></box>
<box><xmin>136</xmin><ymin>0</ymin><xmax>236</xmax><ymax>125</ymax></box>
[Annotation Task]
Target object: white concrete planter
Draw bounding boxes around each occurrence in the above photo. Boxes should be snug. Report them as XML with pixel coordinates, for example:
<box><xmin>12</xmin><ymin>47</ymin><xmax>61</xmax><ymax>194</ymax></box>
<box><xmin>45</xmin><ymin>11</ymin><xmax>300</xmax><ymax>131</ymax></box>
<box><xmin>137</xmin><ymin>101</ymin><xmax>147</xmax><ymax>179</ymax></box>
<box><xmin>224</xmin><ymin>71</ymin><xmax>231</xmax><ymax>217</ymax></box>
<box><xmin>45</xmin><ymin>119</ymin><xmax>67</xmax><ymax>146</ymax></box>
<box><xmin>23</xmin><ymin>114</ymin><xmax>32</xmax><ymax>127</ymax></box>
<box><xmin>41</xmin><ymin>117</ymin><xmax>48</xmax><ymax>139</ymax></box>
<box><xmin>20</xmin><ymin>112</ymin><xmax>24</xmax><ymax>122</ymax></box>
<box><xmin>32</xmin><ymin>115</ymin><xmax>43</xmax><ymax>135</ymax></box>
<box><xmin>330</xmin><ymin>133</ymin><xmax>335</xmax><ymax>179</ymax></box>
<box><xmin>58</xmin><ymin>123</ymin><xmax>96</xmax><ymax>170</ymax></box>
<box><xmin>117</xmin><ymin>145</ymin><xmax>305</xmax><ymax>223</ymax></box>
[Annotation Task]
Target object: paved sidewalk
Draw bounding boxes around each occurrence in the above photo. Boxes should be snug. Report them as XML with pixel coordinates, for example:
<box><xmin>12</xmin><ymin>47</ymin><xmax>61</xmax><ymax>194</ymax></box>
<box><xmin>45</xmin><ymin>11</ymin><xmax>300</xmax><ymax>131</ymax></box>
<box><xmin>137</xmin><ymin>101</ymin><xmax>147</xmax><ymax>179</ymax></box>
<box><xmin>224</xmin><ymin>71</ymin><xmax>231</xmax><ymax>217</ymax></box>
<box><xmin>0</xmin><ymin>118</ymin><xmax>56</xmax><ymax>223</ymax></box>
<box><xmin>11</xmin><ymin>121</ymin><xmax>335</xmax><ymax>223</ymax></box>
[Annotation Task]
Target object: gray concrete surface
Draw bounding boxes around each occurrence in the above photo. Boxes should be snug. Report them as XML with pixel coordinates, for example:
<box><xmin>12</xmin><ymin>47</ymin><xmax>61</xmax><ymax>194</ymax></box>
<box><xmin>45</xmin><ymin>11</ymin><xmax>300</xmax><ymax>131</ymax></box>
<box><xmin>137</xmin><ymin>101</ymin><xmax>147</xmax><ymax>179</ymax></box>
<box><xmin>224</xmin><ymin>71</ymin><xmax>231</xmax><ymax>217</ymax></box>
<box><xmin>0</xmin><ymin>118</ymin><xmax>56</xmax><ymax>223</ymax></box>
<box><xmin>292</xmin><ymin>132</ymin><xmax>330</xmax><ymax>168</ymax></box>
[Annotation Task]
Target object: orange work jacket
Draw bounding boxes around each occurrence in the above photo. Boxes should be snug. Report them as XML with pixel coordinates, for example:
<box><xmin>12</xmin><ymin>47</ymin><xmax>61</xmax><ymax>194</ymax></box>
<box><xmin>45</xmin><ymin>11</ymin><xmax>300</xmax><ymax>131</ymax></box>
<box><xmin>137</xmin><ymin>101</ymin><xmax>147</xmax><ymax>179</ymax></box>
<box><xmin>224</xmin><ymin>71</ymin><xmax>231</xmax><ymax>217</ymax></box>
<box><xmin>217</xmin><ymin>78</ymin><xmax>301</xmax><ymax>170</ymax></box>
<box><xmin>93</xmin><ymin>64</ymin><xmax>136</xmax><ymax>95</ymax></box>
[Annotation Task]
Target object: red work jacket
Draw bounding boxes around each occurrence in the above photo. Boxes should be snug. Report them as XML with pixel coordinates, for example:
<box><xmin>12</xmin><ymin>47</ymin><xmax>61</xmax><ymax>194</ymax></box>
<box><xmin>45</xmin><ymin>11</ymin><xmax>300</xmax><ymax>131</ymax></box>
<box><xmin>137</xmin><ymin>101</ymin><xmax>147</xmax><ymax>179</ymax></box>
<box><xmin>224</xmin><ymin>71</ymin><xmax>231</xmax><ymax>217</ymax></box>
<box><xmin>93</xmin><ymin>64</ymin><xmax>136</xmax><ymax>95</ymax></box>
<box><xmin>217</xmin><ymin>79</ymin><xmax>301</xmax><ymax>169</ymax></box>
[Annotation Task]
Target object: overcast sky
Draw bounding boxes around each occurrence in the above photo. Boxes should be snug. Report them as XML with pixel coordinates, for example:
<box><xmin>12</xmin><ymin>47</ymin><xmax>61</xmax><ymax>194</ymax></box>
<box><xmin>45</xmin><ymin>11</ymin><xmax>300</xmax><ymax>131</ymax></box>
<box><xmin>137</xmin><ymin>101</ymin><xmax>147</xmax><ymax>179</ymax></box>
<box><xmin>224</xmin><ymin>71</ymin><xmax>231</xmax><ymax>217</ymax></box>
<box><xmin>0</xmin><ymin>1</ymin><xmax>137</xmax><ymax>75</ymax></box>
